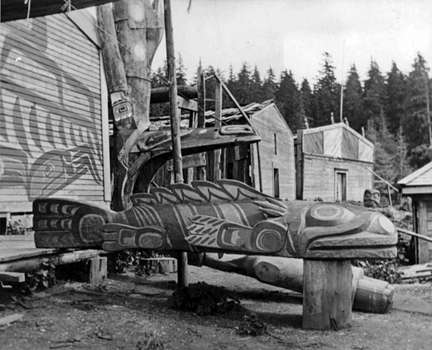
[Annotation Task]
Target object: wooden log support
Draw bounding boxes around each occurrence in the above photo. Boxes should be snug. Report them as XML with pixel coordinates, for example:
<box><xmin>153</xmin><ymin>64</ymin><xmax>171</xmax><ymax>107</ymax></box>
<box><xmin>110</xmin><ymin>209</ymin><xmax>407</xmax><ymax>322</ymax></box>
<box><xmin>164</xmin><ymin>0</ymin><xmax>188</xmax><ymax>288</ymax></box>
<box><xmin>303</xmin><ymin>259</ymin><xmax>353</xmax><ymax>330</ymax></box>
<box><xmin>89</xmin><ymin>257</ymin><xmax>108</xmax><ymax>287</ymax></box>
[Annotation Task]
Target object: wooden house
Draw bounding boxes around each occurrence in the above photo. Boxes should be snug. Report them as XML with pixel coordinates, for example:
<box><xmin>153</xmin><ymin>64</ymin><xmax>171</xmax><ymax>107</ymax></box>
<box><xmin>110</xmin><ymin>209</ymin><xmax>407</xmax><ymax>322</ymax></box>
<box><xmin>398</xmin><ymin>162</ymin><xmax>432</xmax><ymax>263</ymax></box>
<box><xmin>295</xmin><ymin>122</ymin><xmax>374</xmax><ymax>202</ymax></box>
<box><xmin>0</xmin><ymin>11</ymin><xmax>111</xmax><ymax>235</ymax></box>
<box><xmin>151</xmin><ymin>101</ymin><xmax>296</xmax><ymax>200</ymax></box>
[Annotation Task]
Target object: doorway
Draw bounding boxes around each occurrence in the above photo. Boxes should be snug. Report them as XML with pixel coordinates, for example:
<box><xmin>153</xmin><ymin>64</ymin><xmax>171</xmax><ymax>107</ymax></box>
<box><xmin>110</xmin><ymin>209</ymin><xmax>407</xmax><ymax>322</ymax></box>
<box><xmin>335</xmin><ymin>170</ymin><xmax>347</xmax><ymax>202</ymax></box>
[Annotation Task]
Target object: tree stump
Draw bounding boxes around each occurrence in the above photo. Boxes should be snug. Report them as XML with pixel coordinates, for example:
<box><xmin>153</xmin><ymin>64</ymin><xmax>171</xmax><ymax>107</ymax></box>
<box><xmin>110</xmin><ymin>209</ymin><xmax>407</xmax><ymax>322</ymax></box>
<box><xmin>303</xmin><ymin>259</ymin><xmax>353</xmax><ymax>330</ymax></box>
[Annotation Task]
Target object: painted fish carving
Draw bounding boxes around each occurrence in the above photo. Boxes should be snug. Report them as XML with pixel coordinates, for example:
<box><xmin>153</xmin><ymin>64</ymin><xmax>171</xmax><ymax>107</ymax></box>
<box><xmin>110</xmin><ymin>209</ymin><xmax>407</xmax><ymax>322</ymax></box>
<box><xmin>33</xmin><ymin>180</ymin><xmax>397</xmax><ymax>259</ymax></box>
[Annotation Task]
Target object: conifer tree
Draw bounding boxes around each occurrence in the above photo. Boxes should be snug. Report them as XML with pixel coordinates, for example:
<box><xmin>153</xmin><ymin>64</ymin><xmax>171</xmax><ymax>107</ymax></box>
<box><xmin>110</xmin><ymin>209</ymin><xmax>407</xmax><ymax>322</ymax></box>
<box><xmin>343</xmin><ymin>65</ymin><xmax>364</xmax><ymax>131</ymax></box>
<box><xmin>404</xmin><ymin>53</ymin><xmax>432</xmax><ymax>162</ymax></box>
<box><xmin>300</xmin><ymin>79</ymin><xmax>313</xmax><ymax>126</ymax></box>
<box><xmin>363</xmin><ymin>60</ymin><xmax>387</xmax><ymax>130</ymax></box>
<box><xmin>251</xmin><ymin>65</ymin><xmax>263</xmax><ymax>102</ymax></box>
<box><xmin>312</xmin><ymin>52</ymin><xmax>340</xmax><ymax>126</ymax></box>
<box><xmin>275</xmin><ymin>70</ymin><xmax>303</xmax><ymax>132</ymax></box>
<box><xmin>235</xmin><ymin>62</ymin><xmax>253</xmax><ymax>105</ymax></box>
<box><xmin>385</xmin><ymin>62</ymin><xmax>407</xmax><ymax>135</ymax></box>
<box><xmin>262</xmin><ymin>67</ymin><xmax>278</xmax><ymax>101</ymax></box>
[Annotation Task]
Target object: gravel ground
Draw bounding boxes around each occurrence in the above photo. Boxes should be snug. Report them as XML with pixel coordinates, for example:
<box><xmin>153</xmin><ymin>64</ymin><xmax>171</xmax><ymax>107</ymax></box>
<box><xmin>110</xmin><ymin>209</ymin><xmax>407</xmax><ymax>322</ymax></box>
<box><xmin>0</xmin><ymin>266</ymin><xmax>431</xmax><ymax>350</ymax></box>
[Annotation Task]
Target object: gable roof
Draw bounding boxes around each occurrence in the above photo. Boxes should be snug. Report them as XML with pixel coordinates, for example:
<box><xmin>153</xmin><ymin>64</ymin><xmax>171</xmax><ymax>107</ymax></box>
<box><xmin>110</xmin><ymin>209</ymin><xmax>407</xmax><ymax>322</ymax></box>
<box><xmin>398</xmin><ymin>161</ymin><xmax>432</xmax><ymax>187</ymax></box>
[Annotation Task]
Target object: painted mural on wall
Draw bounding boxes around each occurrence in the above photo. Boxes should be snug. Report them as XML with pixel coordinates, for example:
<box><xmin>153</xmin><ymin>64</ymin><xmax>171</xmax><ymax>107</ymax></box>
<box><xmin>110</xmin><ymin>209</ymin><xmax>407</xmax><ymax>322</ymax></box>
<box><xmin>0</xmin><ymin>17</ymin><xmax>103</xmax><ymax>201</ymax></box>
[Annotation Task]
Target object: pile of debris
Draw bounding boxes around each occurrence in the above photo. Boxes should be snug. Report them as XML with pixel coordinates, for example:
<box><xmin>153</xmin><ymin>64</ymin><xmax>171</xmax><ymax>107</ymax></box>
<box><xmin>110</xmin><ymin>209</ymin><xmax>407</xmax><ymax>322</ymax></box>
<box><xmin>171</xmin><ymin>282</ymin><xmax>240</xmax><ymax>316</ymax></box>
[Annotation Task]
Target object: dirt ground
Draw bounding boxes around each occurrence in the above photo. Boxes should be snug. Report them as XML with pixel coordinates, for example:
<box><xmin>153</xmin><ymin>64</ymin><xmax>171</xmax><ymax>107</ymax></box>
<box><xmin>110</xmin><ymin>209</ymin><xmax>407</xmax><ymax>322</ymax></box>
<box><xmin>0</xmin><ymin>266</ymin><xmax>431</xmax><ymax>350</ymax></box>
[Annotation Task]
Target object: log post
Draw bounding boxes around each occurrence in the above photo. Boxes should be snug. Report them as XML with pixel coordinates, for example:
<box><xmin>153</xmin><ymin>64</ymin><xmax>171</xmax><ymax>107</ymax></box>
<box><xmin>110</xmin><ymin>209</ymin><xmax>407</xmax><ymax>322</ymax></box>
<box><xmin>164</xmin><ymin>0</ymin><xmax>188</xmax><ymax>288</ymax></box>
<box><xmin>213</xmin><ymin>80</ymin><xmax>222</xmax><ymax>180</ymax></box>
<box><xmin>303</xmin><ymin>259</ymin><xmax>353</xmax><ymax>330</ymax></box>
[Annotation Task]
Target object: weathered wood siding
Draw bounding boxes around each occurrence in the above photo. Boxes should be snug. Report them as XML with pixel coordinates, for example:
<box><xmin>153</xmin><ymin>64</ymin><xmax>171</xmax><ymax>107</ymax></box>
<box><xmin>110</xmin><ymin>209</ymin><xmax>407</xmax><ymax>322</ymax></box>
<box><xmin>251</xmin><ymin>105</ymin><xmax>295</xmax><ymax>200</ymax></box>
<box><xmin>302</xmin><ymin>154</ymin><xmax>373</xmax><ymax>202</ymax></box>
<box><xmin>0</xmin><ymin>15</ymin><xmax>107</xmax><ymax>213</ymax></box>
<box><xmin>414</xmin><ymin>199</ymin><xmax>432</xmax><ymax>263</ymax></box>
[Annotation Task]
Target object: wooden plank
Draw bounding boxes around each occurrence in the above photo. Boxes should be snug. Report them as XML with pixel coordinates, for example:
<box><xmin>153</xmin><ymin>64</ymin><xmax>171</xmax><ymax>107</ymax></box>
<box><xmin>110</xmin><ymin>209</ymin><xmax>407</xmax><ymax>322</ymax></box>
<box><xmin>399</xmin><ymin>263</ymin><xmax>432</xmax><ymax>281</ymax></box>
<box><xmin>1</xmin><ymin>79</ymin><xmax>102</xmax><ymax>127</ymax></box>
<box><xmin>2</xmin><ymin>20</ymin><xmax>101</xmax><ymax>70</ymax></box>
<box><xmin>0</xmin><ymin>248</ymin><xmax>57</xmax><ymax>262</ymax></box>
<box><xmin>303</xmin><ymin>259</ymin><xmax>353</xmax><ymax>330</ymax></box>
<box><xmin>0</xmin><ymin>82</ymin><xmax>101</xmax><ymax>113</ymax></box>
<box><xmin>0</xmin><ymin>271</ymin><xmax>25</xmax><ymax>283</ymax></box>
<box><xmin>1</xmin><ymin>0</ymin><xmax>115</xmax><ymax>23</ymax></box>
<box><xmin>0</xmin><ymin>249</ymin><xmax>102</xmax><ymax>272</ymax></box>
<box><xmin>1</xmin><ymin>62</ymin><xmax>100</xmax><ymax>94</ymax></box>
<box><xmin>0</xmin><ymin>45</ymin><xmax>101</xmax><ymax>86</ymax></box>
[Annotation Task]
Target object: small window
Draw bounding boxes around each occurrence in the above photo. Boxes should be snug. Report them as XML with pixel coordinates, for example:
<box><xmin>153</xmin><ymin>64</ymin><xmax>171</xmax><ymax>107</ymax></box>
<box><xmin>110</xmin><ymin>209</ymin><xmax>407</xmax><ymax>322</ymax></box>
<box><xmin>274</xmin><ymin>133</ymin><xmax>277</xmax><ymax>155</ymax></box>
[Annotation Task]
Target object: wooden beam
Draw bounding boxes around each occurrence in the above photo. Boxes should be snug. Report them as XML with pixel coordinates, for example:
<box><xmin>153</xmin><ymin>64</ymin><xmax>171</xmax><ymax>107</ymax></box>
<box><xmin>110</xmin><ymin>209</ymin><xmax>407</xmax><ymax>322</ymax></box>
<box><xmin>197</xmin><ymin>65</ymin><xmax>206</xmax><ymax>128</ymax></box>
<box><xmin>1</xmin><ymin>0</ymin><xmax>119</xmax><ymax>22</ymax></box>
<box><xmin>213</xmin><ymin>80</ymin><xmax>223</xmax><ymax>180</ymax></box>
<box><xmin>151</xmin><ymin>86</ymin><xmax>198</xmax><ymax>103</ymax></box>
<box><xmin>0</xmin><ymin>250</ymin><xmax>102</xmax><ymax>273</ymax></box>
<box><xmin>164</xmin><ymin>0</ymin><xmax>188</xmax><ymax>288</ymax></box>
<box><xmin>0</xmin><ymin>272</ymin><xmax>25</xmax><ymax>283</ymax></box>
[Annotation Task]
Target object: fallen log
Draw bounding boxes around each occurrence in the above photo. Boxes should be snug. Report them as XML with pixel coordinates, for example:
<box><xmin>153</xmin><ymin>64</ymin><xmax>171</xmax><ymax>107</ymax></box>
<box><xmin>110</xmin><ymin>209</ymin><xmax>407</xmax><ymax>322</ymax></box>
<box><xmin>193</xmin><ymin>254</ymin><xmax>393</xmax><ymax>314</ymax></box>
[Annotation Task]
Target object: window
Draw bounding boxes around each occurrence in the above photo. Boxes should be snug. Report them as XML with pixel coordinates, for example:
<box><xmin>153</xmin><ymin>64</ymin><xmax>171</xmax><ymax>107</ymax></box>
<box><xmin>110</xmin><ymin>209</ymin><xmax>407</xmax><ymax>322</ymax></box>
<box><xmin>274</xmin><ymin>133</ymin><xmax>277</xmax><ymax>155</ymax></box>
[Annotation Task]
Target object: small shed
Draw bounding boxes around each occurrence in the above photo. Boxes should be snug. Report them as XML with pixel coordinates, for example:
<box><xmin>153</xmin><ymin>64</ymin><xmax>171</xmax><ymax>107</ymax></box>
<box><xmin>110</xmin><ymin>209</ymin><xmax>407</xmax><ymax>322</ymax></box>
<box><xmin>398</xmin><ymin>162</ymin><xmax>432</xmax><ymax>263</ymax></box>
<box><xmin>296</xmin><ymin>122</ymin><xmax>374</xmax><ymax>202</ymax></box>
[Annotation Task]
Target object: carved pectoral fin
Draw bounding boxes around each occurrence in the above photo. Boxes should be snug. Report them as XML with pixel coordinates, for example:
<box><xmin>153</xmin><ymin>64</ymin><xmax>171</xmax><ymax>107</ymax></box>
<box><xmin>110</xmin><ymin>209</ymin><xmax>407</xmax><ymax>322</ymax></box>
<box><xmin>101</xmin><ymin>223</ymin><xmax>168</xmax><ymax>251</ymax></box>
<box><xmin>186</xmin><ymin>215</ymin><xmax>252</xmax><ymax>251</ymax></box>
<box><xmin>186</xmin><ymin>215</ymin><xmax>287</xmax><ymax>254</ymax></box>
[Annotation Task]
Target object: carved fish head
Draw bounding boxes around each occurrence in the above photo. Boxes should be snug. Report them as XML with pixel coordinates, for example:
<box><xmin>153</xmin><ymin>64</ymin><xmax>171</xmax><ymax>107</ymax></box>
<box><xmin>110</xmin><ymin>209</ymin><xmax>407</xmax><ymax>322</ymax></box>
<box><xmin>295</xmin><ymin>203</ymin><xmax>397</xmax><ymax>259</ymax></box>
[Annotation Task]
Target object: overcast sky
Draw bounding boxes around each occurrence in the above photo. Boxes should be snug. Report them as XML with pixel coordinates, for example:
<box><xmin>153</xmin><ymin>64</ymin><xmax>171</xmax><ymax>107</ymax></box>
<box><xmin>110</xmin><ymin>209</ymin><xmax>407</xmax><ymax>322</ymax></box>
<box><xmin>152</xmin><ymin>0</ymin><xmax>432</xmax><ymax>84</ymax></box>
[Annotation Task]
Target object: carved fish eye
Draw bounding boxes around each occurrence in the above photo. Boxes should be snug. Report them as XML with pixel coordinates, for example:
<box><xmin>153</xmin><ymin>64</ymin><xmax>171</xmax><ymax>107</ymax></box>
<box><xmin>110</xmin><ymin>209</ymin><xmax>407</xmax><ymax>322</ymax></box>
<box><xmin>309</xmin><ymin>204</ymin><xmax>355</xmax><ymax>223</ymax></box>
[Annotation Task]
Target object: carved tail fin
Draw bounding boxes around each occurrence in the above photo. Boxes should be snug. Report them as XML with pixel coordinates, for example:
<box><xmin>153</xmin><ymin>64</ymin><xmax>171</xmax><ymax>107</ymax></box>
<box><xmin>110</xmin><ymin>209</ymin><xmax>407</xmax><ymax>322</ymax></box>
<box><xmin>33</xmin><ymin>198</ymin><xmax>113</xmax><ymax>248</ymax></box>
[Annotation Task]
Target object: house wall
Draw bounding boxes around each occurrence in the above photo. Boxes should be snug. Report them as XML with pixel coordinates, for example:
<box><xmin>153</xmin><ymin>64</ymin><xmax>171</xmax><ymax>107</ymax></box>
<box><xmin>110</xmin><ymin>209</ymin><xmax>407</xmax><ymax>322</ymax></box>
<box><xmin>251</xmin><ymin>105</ymin><xmax>295</xmax><ymax>200</ymax></box>
<box><xmin>412</xmin><ymin>197</ymin><xmax>432</xmax><ymax>263</ymax></box>
<box><xmin>0</xmin><ymin>14</ymin><xmax>109</xmax><ymax>214</ymax></box>
<box><xmin>302</xmin><ymin>154</ymin><xmax>373</xmax><ymax>202</ymax></box>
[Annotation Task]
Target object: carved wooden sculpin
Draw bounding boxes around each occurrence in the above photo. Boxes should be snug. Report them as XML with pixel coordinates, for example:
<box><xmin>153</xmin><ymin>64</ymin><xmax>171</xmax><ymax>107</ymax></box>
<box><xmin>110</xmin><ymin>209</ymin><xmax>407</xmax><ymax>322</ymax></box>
<box><xmin>33</xmin><ymin>180</ymin><xmax>397</xmax><ymax>259</ymax></box>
